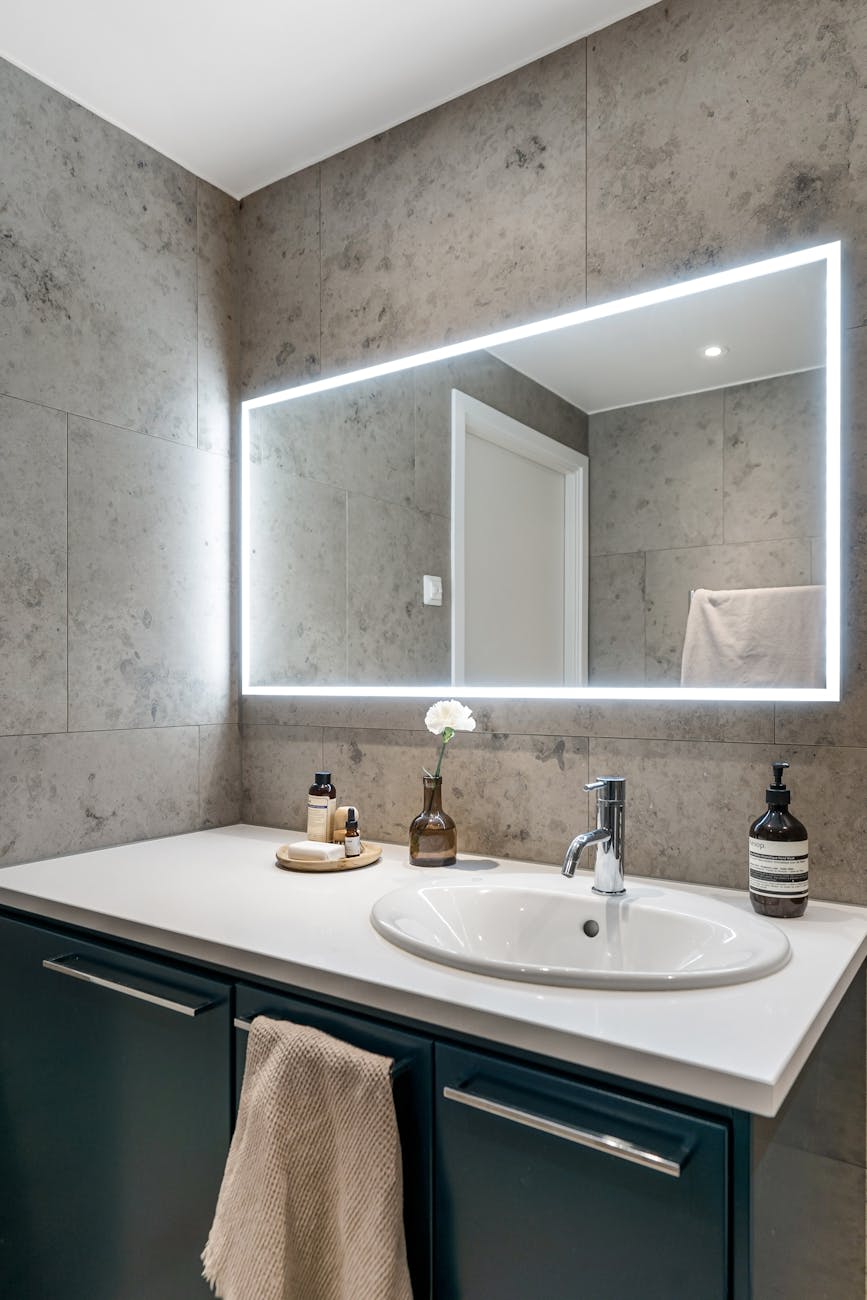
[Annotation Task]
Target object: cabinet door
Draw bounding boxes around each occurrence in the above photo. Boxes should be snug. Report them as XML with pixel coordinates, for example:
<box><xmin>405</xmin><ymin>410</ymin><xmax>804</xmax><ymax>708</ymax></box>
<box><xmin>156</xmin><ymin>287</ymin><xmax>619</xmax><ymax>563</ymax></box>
<box><xmin>235</xmin><ymin>983</ymin><xmax>433</xmax><ymax>1299</ymax></box>
<box><xmin>0</xmin><ymin>914</ymin><xmax>232</xmax><ymax>1300</ymax></box>
<box><xmin>436</xmin><ymin>1044</ymin><xmax>729</xmax><ymax>1300</ymax></box>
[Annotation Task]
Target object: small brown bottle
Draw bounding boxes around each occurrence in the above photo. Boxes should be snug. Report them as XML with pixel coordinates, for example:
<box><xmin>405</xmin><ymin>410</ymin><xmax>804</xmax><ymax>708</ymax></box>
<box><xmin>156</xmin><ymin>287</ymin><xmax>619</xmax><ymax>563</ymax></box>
<box><xmin>749</xmin><ymin>761</ymin><xmax>809</xmax><ymax>918</ymax></box>
<box><xmin>307</xmin><ymin>771</ymin><xmax>337</xmax><ymax>842</ymax></box>
<box><xmin>343</xmin><ymin>807</ymin><xmax>362</xmax><ymax>859</ymax></box>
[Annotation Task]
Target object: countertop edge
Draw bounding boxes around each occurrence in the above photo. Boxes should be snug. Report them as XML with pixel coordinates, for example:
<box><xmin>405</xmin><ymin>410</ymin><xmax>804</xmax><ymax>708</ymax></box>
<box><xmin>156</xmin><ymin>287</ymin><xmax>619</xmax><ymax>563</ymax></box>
<box><xmin>0</xmin><ymin>881</ymin><xmax>847</xmax><ymax>1118</ymax></box>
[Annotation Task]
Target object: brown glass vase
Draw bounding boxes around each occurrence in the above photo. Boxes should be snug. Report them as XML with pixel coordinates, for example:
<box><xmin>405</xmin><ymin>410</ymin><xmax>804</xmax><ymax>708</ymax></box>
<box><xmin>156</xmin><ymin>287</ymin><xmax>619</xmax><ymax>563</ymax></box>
<box><xmin>409</xmin><ymin>775</ymin><xmax>457</xmax><ymax>867</ymax></box>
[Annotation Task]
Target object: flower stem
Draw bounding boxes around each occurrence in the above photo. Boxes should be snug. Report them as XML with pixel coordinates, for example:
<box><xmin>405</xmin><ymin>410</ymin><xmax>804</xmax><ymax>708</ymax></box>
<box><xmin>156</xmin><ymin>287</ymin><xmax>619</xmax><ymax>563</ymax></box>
<box><xmin>432</xmin><ymin>727</ymin><xmax>454</xmax><ymax>779</ymax></box>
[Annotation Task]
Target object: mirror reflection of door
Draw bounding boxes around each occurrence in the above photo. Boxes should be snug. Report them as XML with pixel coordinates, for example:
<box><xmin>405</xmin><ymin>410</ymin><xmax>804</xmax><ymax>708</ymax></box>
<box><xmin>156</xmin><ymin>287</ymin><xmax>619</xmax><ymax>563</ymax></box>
<box><xmin>451</xmin><ymin>391</ymin><xmax>589</xmax><ymax>687</ymax></box>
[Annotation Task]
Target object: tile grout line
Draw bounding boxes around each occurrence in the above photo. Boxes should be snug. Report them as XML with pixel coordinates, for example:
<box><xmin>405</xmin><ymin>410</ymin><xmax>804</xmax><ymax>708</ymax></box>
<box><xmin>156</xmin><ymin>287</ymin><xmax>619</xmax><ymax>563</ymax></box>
<box><xmin>318</xmin><ymin>165</ymin><xmax>323</xmax><ymax>375</ymax></box>
<box><xmin>195</xmin><ymin>179</ymin><xmax>200</xmax><ymax>451</ymax></box>
<box><xmin>584</xmin><ymin>36</ymin><xmax>589</xmax><ymax>306</ymax></box>
<box><xmin>196</xmin><ymin>725</ymin><xmax>202</xmax><ymax>826</ymax></box>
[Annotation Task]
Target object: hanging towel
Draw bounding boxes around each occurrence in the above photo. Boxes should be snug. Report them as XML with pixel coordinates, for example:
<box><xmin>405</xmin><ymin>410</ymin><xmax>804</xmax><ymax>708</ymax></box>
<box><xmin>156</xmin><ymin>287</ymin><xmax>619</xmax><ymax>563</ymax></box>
<box><xmin>680</xmin><ymin>585</ymin><xmax>825</xmax><ymax>688</ymax></box>
<box><xmin>202</xmin><ymin>1016</ymin><xmax>412</xmax><ymax>1300</ymax></box>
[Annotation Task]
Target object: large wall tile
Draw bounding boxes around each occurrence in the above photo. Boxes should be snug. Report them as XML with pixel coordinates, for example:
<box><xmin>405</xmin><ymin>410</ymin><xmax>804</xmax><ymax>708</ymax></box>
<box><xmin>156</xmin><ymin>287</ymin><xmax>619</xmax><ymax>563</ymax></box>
<box><xmin>588</xmin><ymin>737</ymin><xmax>867</xmax><ymax>903</ymax></box>
<box><xmin>320</xmin><ymin>726</ymin><xmax>589</xmax><ymax>862</ymax></box>
<box><xmin>589</xmin><ymin>391</ymin><xmax>724</xmax><ymax>556</ymax></box>
<box><xmin>320</xmin><ymin>43</ymin><xmax>587</xmax><ymax>373</ymax></box>
<box><xmin>249</xmin><ymin>462</ymin><xmax>347</xmax><ymax>686</ymax></box>
<box><xmin>645</xmin><ymin>538</ymin><xmax>812</xmax><ymax>684</ymax></box>
<box><xmin>199</xmin><ymin>723</ymin><xmax>241</xmax><ymax>828</ymax></box>
<box><xmin>768</xmin><ymin>971</ymin><xmax>865</xmax><ymax>1167</ymax></box>
<box><xmin>753</xmin><ymin>1146</ymin><xmax>865</xmax><ymax>1300</ymax></box>
<box><xmin>347</xmin><ymin>495</ymin><xmax>450</xmax><ymax>684</ymax></box>
<box><xmin>241</xmin><ymin>725</ymin><xmax>324</xmax><ymax>828</ymax></box>
<box><xmin>197</xmin><ymin>181</ymin><xmax>239</xmax><ymax>456</ymax></box>
<box><xmin>589</xmin><ymin>552</ymin><xmax>646</xmax><ymax>685</ymax></box>
<box><xmin>723</xmin><ymin>370</ymin><xmax>823</xmax><ymax>544</ymax></box>
<box><xmin>68</xmin><ymin>417</ymin><xmax>232</xmax><ymax>729</ymax></box>
<box><xmin>239</xmin><ymin>165</ymin><xmax>321</xmax><ymax>398</ymax></box>
<box><xmin>446</xmin><ymin>730</ymin><xmax>590</xmax><ymax>864</ymax></box>
<box><xmin>471</xmin><ymin>699</ymin><xmax>775</xmax><ymax>744</ymax></box>
<box><xmin>586</xmin><ymin>0</ymin><xmax>867</xmax><ymax>324</ymax></box>
<box><xmin>0</xmin><ymin>59</ymin><xmax>197</xmax><ymax>440</ymax></box>
<box><xmin>242</xmin><ymin>694</ymin><xmax>775</xmax><ymax>744</ymax></box>
<box><xmin>321</xmin><ymin>727</ymin><xmax>432</xmax><ymax>845</ymax></box>
<box><xmin>0</xmin><ymin>728</ymin><xmax>200</xmax><ymax>866</ymax></box>
<box><xmin>0</xmin><ymin>395</ymin><xmax>67</xmax><ymax>734</ymax></box>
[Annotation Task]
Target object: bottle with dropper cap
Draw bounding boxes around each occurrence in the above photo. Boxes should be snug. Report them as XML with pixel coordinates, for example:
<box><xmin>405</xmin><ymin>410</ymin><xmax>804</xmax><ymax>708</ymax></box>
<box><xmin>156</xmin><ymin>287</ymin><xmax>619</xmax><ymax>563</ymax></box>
<box><xmin>749</xmin><ymin>761</ymin><xmax>809</xmax><ymax>918</ymax></box>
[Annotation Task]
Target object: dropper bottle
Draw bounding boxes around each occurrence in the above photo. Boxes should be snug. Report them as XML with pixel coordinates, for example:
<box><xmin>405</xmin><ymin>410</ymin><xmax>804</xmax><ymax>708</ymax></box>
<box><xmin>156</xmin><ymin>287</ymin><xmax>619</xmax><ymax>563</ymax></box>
<box><xmin>749</xmin><ymin>761</ymin><xmax>809</xmax><ymax>918</ymax></box>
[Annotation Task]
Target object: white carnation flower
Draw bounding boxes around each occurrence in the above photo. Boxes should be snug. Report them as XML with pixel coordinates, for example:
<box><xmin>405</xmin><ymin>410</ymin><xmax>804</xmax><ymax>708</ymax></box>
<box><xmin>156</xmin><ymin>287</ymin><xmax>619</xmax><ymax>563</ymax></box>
<box><xmin>424</xmin><ymin>700</ymin><xmax>476</xmax><ymax>736</ymax></box>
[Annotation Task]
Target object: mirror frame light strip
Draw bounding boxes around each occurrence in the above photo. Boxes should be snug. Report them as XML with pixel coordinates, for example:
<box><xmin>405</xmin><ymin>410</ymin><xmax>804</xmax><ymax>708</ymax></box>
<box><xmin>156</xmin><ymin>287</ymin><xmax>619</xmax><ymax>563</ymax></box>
<box><xmin>240</xmin><ymin>240</ymin><xmax>842</xmax><ymax>702</ymax></box>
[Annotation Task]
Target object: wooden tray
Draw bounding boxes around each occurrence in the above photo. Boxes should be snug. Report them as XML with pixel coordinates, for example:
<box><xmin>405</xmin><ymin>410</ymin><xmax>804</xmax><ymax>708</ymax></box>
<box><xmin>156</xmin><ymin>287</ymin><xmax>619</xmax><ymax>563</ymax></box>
<box><xmin>275</xmin><ymin>841</ymin><xmax>382</xmax><ymax>873</ymax></box>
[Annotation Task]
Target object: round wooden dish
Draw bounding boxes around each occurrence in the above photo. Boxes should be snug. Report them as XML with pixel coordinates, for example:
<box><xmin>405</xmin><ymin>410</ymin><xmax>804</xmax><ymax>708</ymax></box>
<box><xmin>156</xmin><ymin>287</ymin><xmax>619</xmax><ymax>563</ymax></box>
<box><xmin>275</xmin><ymin>842</ymin><xmax>383</xmax><ymax>873</ymax></box>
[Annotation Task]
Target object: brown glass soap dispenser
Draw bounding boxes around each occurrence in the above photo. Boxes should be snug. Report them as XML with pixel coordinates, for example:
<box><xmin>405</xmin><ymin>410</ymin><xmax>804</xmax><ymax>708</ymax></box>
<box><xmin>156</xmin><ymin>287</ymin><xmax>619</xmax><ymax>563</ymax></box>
<box><xmin>749</xmin><ymin>761</ymin><xmax>809</xmax><ymax>918</ymax></box>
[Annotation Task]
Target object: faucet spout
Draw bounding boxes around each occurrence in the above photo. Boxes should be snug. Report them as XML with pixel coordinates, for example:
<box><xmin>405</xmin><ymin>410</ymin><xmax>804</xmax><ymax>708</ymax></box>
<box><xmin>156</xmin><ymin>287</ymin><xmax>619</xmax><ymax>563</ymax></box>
<box><xmin>561</xmin><ymin>828</ymin><xmax>610</xmax><ymax>879</ymax></box>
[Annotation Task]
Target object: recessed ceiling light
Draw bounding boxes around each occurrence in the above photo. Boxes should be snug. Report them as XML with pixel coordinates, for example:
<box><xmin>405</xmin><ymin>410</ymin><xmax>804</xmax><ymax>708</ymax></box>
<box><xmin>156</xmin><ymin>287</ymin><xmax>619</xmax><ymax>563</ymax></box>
<box><xmin>702</xmin><ymin>344</ymin><xmax>727</xmax><ymax>358</ymax></box>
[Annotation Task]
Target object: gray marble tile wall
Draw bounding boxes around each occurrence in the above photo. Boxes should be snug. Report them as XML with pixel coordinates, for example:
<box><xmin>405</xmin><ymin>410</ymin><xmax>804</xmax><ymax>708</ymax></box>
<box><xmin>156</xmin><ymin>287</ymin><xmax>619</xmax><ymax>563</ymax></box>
<box><xmin>589</xmin><ymin>370</ymin><xmax>823</xmax><ymax>684</ymax></box>
<box><xmin>0</xmin><ymin>58</ymin><xmax>241</xmax><ymax>865</ymax></box>
<box><xmin>237</xmin><ymin>0</ymin><xmax>867</xmax><ymax>922</ymax></box>
<box><xmin>248</xmin><ymin>351</ymin><xmax>585</xmax><ymax>687</ymax></box>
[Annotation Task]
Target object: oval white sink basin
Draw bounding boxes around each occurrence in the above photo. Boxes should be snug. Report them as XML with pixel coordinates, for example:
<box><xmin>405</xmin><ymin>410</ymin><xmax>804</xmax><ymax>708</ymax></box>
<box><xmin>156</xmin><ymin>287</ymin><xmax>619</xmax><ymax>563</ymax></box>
<box><xmin>371</xmin><ymin>874</ymin><xmax>791</xmax><ymax>990</ymax></box>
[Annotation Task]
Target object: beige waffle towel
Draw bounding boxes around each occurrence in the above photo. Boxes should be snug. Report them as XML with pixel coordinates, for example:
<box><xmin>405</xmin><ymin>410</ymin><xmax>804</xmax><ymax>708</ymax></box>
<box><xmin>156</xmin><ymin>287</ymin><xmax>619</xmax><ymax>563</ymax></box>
<box><xmin>202</xmin><ymin>1016</ymin><xmax>413</xmax><ymax>1300</ymax></box>
<box><xmin>681</xmin><ymin>585</ymin><xmax>825</xmax><ymax>687</ymax></box>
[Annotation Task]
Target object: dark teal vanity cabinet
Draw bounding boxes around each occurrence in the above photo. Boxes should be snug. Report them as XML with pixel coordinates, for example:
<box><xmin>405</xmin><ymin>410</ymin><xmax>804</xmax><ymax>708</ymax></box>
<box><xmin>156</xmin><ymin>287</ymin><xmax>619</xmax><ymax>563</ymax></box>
<box><xmin>0</xmin><ymin>909</ymin><xmax>861</xmax><ymax>1299</ymax></box>
<box><xmin>435</xmin><ymin>1045</ymin><xmax>729</xmax><ymax>1300</ymax></box>
<box><xmin>0</xmin><ymin>914</ymin><xmax>231</xmax><ymax>1300</ymax></box>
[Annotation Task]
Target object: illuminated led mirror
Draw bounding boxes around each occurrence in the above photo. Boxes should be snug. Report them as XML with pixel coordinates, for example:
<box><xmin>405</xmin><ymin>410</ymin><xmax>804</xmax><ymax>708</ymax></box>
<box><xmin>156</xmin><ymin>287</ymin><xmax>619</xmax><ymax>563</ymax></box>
<box><xmin>241</xmin><ymin>241</ymin><xmax>841</xmax><ymax>701</ymax></box>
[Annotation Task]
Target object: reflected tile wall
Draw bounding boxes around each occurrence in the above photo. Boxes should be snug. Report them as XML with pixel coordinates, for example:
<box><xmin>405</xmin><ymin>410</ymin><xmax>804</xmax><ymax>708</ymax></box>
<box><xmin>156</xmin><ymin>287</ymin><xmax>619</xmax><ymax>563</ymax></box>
<box><xmin>249</xmin><ymin>348</ymin><xmax>585</xmax><ymax>688</ymax></box>
<box><xmin>589</xmin><ymin>391</ymin><xmax>724</xmax><ymax>557</ymax></box>
<box><xmin>590</xmin><ymin>372</ymin><xmax>823</xmax><ymax>684</ymax></box>
<box><xmin>249</xmin><ymin>462</ymin><xmax>348</xmax><ymax>686</ymax></box>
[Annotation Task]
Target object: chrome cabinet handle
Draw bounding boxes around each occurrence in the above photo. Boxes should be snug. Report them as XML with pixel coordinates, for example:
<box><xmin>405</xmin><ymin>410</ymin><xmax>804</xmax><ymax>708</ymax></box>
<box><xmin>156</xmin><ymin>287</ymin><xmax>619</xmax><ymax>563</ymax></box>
<box><xmin>43</xmin><ymin>955</ymin><xmax>218</xmax><ymax>1018</ymax></box>
<box><xmin>443</xmin><ymin>1085</ymin><xmax>682</xmax><ymax>1178</ymax></box>
<box><xmin>234</xmin><ymin>1016</ymin><xmax>253</xmax><ymax>1031</ymax></box>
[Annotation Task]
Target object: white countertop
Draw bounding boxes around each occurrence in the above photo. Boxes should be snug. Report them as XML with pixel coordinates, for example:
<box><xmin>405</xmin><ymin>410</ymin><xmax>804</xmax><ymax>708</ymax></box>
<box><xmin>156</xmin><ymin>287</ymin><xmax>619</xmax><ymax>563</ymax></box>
<box><xmin>0</xmin><ymin>823</ymin><xmax>864</xmax><ymax>1117</ymax></box>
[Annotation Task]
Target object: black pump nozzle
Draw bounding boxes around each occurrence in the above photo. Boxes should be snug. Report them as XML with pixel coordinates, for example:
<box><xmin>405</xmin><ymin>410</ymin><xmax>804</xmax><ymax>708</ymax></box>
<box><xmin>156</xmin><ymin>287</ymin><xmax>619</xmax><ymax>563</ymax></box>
<box><xmin>767</xmin><ymin>761</ymin><xmax>791</xmax><ymax>806</ymax></box>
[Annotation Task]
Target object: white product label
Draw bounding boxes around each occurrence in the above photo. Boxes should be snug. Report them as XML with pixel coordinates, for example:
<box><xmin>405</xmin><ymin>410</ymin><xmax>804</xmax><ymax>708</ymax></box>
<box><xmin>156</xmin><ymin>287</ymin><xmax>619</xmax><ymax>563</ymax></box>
<box><xmin>749</xmin><ymin>837</ymin><xmax>809</xmax><ymax>897</ymax></box>
<box><xmin>344</xmin><ymin>836</ymin><xmax>362</xmax><ymax>858</ymax></box>
<box><xmin>307</xmin><ymin>795</ymin><xmax>333</xmax><ymax>842</ymax></box>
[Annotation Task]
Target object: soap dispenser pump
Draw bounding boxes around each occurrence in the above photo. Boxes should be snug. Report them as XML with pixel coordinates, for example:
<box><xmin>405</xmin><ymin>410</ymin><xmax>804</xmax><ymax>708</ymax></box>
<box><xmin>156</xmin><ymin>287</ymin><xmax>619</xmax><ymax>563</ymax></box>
<box><xmin>749</xmin><ymin>761</ymin><xmax>809</xmax><ymax>918</ymax></box>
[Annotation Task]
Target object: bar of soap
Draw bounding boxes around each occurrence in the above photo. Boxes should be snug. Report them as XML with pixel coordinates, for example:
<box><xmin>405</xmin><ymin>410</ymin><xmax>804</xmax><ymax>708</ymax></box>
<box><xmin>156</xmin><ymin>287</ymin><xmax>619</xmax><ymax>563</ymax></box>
<box><xmin>286</xmin><ymin>839</ymin><xmax>345</xmax><ymax>862</ymax></box>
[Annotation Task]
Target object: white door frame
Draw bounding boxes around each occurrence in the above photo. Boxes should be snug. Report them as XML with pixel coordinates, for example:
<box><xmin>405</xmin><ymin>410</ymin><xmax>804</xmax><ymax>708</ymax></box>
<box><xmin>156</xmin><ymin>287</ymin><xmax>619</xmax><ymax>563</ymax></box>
<box><xmin>451</xmin><ymin>389</ymin><xmax>589</xmax><ymax>686</ymax></box>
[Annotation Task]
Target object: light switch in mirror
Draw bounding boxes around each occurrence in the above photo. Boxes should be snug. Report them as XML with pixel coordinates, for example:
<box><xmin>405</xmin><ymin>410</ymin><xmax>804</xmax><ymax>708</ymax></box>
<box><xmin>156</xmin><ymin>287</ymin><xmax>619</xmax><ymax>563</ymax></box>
<box><xmin>241</xmin><ymin>242</ymin><xmax>841</xmax><ymax>702</ymax></box>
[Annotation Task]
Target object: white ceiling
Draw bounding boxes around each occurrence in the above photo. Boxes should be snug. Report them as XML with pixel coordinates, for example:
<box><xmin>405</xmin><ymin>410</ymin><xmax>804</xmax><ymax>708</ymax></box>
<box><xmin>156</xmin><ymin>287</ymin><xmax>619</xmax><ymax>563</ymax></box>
<box><xmin>492</xmin><ymin>260</ymin><xmax>827</xmax><ymax>413</ymax></box>
<box><xmin>0</xmin><ymin>0</ymin><xmax>656</xmax><ymax>199</ymax></box>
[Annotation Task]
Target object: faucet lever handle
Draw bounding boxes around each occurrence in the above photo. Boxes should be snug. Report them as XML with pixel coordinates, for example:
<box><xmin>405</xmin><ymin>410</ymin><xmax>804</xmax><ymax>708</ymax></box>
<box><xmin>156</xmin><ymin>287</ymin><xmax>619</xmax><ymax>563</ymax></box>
<box><xmin>584</xmin><ymin>776</ymin><xmax>626</xmax><ymax>800</ymax></box>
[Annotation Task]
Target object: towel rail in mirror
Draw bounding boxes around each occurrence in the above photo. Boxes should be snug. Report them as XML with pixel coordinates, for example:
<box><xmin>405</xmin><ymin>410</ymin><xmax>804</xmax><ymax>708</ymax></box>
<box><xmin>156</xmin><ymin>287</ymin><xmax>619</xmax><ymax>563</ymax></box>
<box><xmin>241</xmin><ymin>241</ymin><xmax>841</xmax><ymax>702</ymax></box>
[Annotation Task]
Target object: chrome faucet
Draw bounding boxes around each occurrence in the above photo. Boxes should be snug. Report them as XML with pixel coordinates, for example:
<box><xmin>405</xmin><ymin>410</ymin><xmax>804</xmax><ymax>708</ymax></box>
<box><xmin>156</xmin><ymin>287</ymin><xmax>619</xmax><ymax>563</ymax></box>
<box><xmin>562</xmin><ymin>777</ymin><xmax>626</xmax><ymax>895</ymax></box>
